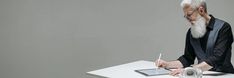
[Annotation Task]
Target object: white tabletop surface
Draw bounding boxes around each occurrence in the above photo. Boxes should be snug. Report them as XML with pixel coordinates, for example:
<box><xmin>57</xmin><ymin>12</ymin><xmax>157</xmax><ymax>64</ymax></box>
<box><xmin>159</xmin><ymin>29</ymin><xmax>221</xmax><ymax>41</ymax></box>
<box><xmin>87</xmin><ymin>60</ymin><xmax>234</xmax><ymax>78</ymax></box>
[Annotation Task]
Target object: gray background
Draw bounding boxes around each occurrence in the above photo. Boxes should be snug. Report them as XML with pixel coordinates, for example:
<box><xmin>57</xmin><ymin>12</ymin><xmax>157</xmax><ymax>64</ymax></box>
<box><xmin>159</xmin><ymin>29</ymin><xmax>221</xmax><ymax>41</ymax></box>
<box><xmin>0</xmin><ymin>0</ymin><xmax>234</xmax><ymax>78</ymax></box>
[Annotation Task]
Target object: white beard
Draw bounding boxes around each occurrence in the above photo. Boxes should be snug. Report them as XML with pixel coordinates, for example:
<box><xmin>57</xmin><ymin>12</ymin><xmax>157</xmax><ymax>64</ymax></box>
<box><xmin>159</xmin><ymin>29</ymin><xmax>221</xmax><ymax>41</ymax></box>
<box><xmin>189</xmin><ymin>15</ymin><xmax>207</xmax><ymax>39</ymax></box>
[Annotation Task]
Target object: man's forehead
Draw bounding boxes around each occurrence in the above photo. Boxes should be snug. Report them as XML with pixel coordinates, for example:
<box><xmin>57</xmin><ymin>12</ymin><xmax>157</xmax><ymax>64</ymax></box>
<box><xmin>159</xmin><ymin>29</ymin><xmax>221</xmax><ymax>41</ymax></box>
<box><xmin>183</xmin><ymin>4</ymin><xmax>193</xmax><ymax>11</ymax></box>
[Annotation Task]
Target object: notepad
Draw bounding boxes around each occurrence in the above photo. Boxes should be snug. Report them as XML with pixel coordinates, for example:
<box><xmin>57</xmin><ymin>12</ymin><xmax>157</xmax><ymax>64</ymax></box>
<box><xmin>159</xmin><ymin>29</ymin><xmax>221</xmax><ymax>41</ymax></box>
<box><xmin>135</xmin><ymin>68</ymin><xmax>170</xmax><ymax>76</ymax></box>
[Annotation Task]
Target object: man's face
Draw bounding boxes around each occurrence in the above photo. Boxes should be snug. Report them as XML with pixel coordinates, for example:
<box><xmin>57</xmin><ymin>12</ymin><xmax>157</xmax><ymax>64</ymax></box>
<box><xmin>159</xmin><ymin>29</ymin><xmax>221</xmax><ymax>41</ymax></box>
<box><xmin>183</xmin><ymin>5</ymin><xmax>207</xmax><ymax>38</ymax></box>
<box><xmin>183</xmin><ymin>6</ymin><xmax>199</xmax><ymax>25</ymax></box>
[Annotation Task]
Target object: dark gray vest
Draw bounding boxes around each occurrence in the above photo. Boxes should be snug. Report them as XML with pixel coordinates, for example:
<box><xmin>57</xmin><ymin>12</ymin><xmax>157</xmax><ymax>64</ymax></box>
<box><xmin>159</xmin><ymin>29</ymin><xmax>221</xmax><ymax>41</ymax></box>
<box><xmin>190</xmin><ymin>18</ymin><xmax>225</xmax><ymax>63</ymax></box>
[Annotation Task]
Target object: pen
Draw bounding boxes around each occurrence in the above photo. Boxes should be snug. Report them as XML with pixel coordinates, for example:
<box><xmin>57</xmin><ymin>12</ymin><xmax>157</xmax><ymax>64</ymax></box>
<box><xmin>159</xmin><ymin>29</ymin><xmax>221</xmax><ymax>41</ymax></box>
<box><xmin>156</xmin><ymin>53</ymin><xmax>162</xmax><ymax>69</ymax></box>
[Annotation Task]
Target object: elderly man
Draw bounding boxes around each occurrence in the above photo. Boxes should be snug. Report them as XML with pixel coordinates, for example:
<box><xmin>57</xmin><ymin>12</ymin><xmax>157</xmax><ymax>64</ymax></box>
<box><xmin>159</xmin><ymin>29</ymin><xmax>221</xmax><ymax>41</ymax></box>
<box><xmin>156</xmin><ymin>0</ymin><xmax>234</xmax><ymax>76</ymax></box>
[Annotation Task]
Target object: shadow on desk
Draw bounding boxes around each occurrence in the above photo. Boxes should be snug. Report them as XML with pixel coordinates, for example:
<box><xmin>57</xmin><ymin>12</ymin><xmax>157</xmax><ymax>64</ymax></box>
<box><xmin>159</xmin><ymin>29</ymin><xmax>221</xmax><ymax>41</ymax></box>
<box><xmin>203</xmin><ymin>71</ymin><xmax>226</xmax><ymax>76</ymax></box>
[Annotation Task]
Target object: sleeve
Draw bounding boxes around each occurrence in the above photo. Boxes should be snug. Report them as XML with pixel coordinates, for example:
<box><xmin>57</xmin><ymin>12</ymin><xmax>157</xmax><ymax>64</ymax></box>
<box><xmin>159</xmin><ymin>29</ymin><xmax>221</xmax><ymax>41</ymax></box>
<box><xmin>204</xmin><ymin>23</ymin><xmax>233</xmax><ymax>68</ymax></box>
<box><xmin>178</xmin><ymin>29</ymin><xmax>196</xmax><ymax>67</ymax></box>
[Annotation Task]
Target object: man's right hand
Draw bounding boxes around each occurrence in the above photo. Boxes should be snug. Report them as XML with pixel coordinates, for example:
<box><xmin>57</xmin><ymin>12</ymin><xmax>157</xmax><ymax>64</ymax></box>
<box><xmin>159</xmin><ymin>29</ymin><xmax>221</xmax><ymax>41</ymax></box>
<box><xmin>155</xmin><ymin>59</ymin><xmax>168</xmax><ymax>68</ymax></box>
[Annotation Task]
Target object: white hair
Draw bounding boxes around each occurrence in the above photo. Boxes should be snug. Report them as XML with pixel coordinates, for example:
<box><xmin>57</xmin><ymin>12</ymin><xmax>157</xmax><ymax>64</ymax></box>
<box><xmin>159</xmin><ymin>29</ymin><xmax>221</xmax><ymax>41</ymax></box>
<box><xmin>181</xmin><ymin>0</ymin><xmax>206</xmax><ymax>10</ymax></box>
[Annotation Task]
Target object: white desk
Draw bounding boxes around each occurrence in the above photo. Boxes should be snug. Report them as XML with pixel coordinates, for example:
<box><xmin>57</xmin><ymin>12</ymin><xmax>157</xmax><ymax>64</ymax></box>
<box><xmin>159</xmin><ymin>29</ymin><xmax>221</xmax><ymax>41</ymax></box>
<box><xmin>87</xmin><ymin>60</ymin><xmax>234</xmax><ymax>78</ymax></box>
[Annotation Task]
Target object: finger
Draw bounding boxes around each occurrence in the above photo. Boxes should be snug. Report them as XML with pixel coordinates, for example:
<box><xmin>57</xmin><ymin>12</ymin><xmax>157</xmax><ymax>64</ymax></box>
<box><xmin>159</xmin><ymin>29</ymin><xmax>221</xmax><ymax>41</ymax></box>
<box><xmin>173</xmin><ymin>71</ymin><xmax>180</xmax><ymax>76</ymax></box>
<box><xmin>170</xmin><ymin>72</ymin><xmax>175</xmax><ymax>76</ymax></box>
<box><xmin>169</xmin><ymin>70</ymin><xmax>175</xmax><ymax>76</ymax></box>
<box><xmin>170</xmin><ymin>70</ymin><xmax>180</xmax><ymax>76</ymax></box>
<box><xmin>155</xmin><ymin>60</ymin><xmax>161</xmax><ymax>67</ymax></box>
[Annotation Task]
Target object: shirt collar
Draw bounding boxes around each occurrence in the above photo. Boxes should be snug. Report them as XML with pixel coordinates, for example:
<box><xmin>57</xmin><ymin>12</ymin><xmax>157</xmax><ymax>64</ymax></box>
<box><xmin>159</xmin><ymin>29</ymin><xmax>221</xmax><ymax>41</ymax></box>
<box><xmin>206</xmin><ymin>15</ymin><xmax>215</xmax><ymax>30</ymax></box>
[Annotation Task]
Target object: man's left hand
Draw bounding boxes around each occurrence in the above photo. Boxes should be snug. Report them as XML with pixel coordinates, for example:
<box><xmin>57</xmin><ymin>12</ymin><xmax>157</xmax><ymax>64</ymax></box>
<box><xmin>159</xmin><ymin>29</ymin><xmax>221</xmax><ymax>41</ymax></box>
<box><xmin>169</xmin><ymin>68</ymin><xmax>184</xmax><ymax>76</ymax></box>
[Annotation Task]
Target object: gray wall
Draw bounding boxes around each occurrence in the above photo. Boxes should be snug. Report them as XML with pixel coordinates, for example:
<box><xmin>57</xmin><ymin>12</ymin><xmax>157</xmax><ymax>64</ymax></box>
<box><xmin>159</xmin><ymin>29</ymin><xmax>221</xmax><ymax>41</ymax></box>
<box><xmin>0</xmin><ymin>0</ymin><xmax>234</xmax><ymax>78</ymax></box>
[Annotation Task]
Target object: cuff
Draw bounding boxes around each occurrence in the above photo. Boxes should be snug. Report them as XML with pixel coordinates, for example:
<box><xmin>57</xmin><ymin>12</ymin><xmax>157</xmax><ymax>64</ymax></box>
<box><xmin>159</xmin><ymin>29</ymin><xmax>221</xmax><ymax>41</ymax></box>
<box><xmin>178</xmin><ymin>56</ymin><xmax>190</xmax><ymax>67</ymax></box>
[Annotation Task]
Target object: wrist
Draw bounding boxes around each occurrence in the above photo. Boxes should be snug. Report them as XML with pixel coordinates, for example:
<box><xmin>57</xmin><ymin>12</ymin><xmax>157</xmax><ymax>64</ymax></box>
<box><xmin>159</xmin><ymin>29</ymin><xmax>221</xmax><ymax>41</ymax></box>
<box><xmin>165</xmin><ymin>62</ymin><xmax>173</xmax><ymax>68</ymax></box>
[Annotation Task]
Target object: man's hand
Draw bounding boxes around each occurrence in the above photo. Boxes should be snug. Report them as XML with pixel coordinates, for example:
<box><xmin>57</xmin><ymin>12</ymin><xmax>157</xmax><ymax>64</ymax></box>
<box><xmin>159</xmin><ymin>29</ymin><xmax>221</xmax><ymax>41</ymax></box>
<box><xmin>155</xmin><ymin>59</ymin><xmax>168</xmax><ymax>68</ymax></box>
<box><xmin>193</xmin><ymin>62</ymin><xmax>213</xmax><ymax>71</ymax></box>
<box><xmin>155</xmin><ymin>60</ymin><xmax>183</xmax><ymax>69</ymax></box>
<box><xmin>170</xmin><ymin>68</ymin><xmax>184</xmax><ymax>76</ymax></box>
